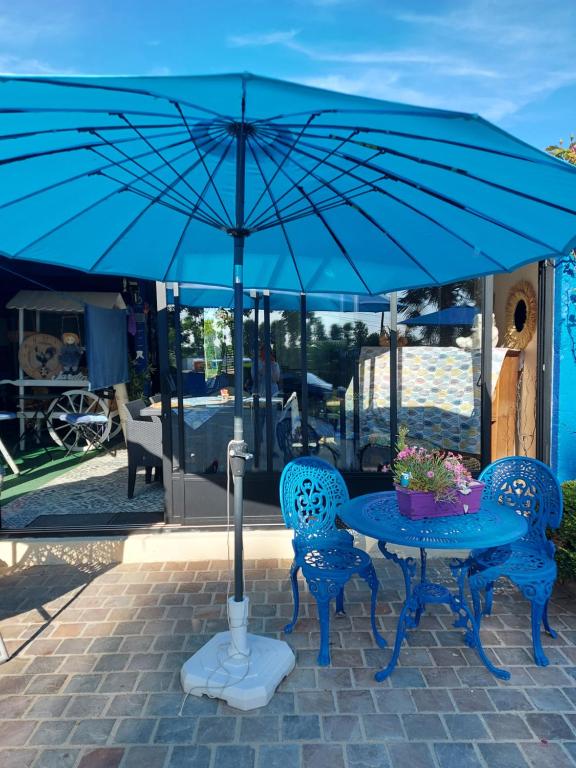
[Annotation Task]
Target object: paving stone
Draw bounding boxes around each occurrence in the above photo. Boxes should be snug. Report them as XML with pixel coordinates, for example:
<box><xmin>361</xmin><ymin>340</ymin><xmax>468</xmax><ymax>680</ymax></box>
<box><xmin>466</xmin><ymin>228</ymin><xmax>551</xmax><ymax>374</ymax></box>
<box><xmin>451</xmin><ymin>689</ymin><xmax>494</xmax><ymax>713</ymax></box>
<box><xmin>373</xmin><ymin>689</ymin><xmax>416</xmax><ymax>714</ymax></box>
<box><xmin>316</xmin><ymin>668</ymin><xmax>352</xmax><ymax>689</ymax></box>
<box><xmin>154</xmin><ymin>717</ymin><xmax>197</xmax><ymax>744</ymax></box>
<box><xmin>256</xmin><ymin>745</ymin><xmax>300</xmax><ymax>768</ymax></box>
<box><xmin>434</xmin><ymin>743</ymin><xmax>482</xmax><ymax>768</ymax></box>
<box><xmin>521</xmin><ymin>742</ymin><xmax>575</xmax><ymax>768</ymax></box>
<box><xmin>64</xmin><ymin>674</ymin><xmax>101</xmax><ymax>693</ymax></box>
<box><xmin>336</xmin><ymin>689</ymin><xmax>375</xmax><ymax>713</ymax></box>
<box><xmin>346</xmin><ymin>743</ymin><xmax>391</xmax><ymax>768</ymax></box>
<box><xmin>282</xmin><ymin>715</ymin><xmax>321</xmax><ymax>740</ymax></box>
<box><xmin>526</xmin><ymin>687</ymin><xmax>573</xmax><ymax>711</ymax></box>
<box><xmin>402</xmin><ymin>714</ymin><xmax>448</xmax><ymax>741</ymax></box>
<box><xmin>0</xmin><ymin>719</ymin><xmax>36</xmax><ymax>746</ymax></box>
<box><xmin>120</xmin><ymin>745</ymin><xmax>168</xmax><ymax>768</ymax></box>
<box><xmin>213</xmin><ymin>745</ymin><xmax>255</xmax><ymax>768</ymax></box>
<box><xmin>26</xmin><ymin>674</ymin><xmax>68</xmax><ymax>694</ymax></box>
<box><xmin>196</xmin><ymin>715</ymin><xmax>236</xmax><ymax>743</ymax></box>
<box><xmin>296</xmin><ymin>690</ymin><xmax>335</xmax><ymax>713</ymax></box>
<box><xmin>422</xmin><ymin>668</ymin><xmax>460</xmax><ymax>687</ymax></box>
<box><xmin>389</xmin><ymin>668</ymin><xmax>426</xmax><ymax>688</ymax></box>
<box><xmin>525</xmin><ymin>712</ymin><xmax>574</xmax><ymax>740</ymax></box>
<box><xmin>30</xmin><ymin>720</ymin><xmax>76</xmax><ymax>746</ymax></box>
<box><xmin>482</xmin><ymin>713</ymin><xmax>533</xmax><ymax>740</ymax></box>
<box><xmin>106</xmin><ymin>693</ymin><xmax>148</xmax><ymax>717</ymax></box>
<box><xmin>239</xmin><ymin>715</ymin><xmax>279</xmax><ymax>742</ymax></box>
<box><xmin>322</xmin><ymin>714</ymin><xmax>363</xmax><ymax>741</ymax></box>
<box><xmin>64</xmin><ymin>694</ymin><xmax>110</xmax><ymax>717</ymax></box>
<box><xmin>478</xmin><ymin>743</ymin><xmax>530</xmax><ymax>768</ymax></box>
<box><xmin>0</xmin><ymin>748</ymin><xmax>37</xmax><ymax>768</ymax></box>
<box><xmin>444</xmin><ymin>714</ymin><xmax>488</xmax><ymax>740</ymax></box>
<box><xmin>166</xmin><ymin>745</ymin><xmax>212</xmax><ymax>768</ymax></box>
<box><xmin>99</xmin><ymin>672</ymin><xmax>139</xmax><ymax>693</ymax></box>
<box><xmin>303</xmin><ymin>743</ymin><xmax>345</xmax><ymax>768</ymax></box>
<box><xmin>412</xmin><ymin>689</ymin><xmax>454</xmax><ymax>712</ymax></box>
<box><xmin>33</xmin><ymin>748</ymin><xmax>80</xmax><ymax>768</ymax></box>
<box><xmin>70</xmin><ymin>718</ymin><xmax>116</xmax><ymax>745</ymax></box>
<box><xmin>0</xmin><ymin>695</ymin><xmax>33</xmax><ymax>718</ymax></box>
<box><xmin>78</xmin><ymin>748</ymin><xmax>124</xmax><ymax>768</ymax></box>
<box><xmin>362</xmin><ymin>714</ymin><xmax>404</xmax><ymax>740</ymax></box>
<box><xmin>487</xmin><ymin>688</ymin><xmax>534</xmax><ymax>711</ymax></box>
<box><xmin>388</xmin><ymin>742</ymin><xmax>435</xmax><ymax>768</ymax></box>
<box><xmin>456</xmin><ymin>667</ymin><xmax>499</xmax><ymax>687</ymax></box>
<box><xmin>113</xmin><ymin>718</ymin><xmax>156</xmax><ymax>744</ymax></box>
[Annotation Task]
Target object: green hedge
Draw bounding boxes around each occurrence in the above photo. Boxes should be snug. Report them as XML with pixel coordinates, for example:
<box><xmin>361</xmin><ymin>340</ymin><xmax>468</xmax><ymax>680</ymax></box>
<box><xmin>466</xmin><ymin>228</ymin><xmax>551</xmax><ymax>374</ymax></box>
<box><xmin>557</xmin><ymin>481</ymin><xmax>576</xmax><ymax>582</ymax></box>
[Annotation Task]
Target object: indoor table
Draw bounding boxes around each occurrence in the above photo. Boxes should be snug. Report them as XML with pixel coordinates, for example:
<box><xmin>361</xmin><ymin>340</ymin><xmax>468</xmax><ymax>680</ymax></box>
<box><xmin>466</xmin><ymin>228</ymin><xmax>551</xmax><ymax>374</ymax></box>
<box><xmin>338</xmin><ymin>491</ymin><xmax>528</xmax><ymax>681</ymax></box>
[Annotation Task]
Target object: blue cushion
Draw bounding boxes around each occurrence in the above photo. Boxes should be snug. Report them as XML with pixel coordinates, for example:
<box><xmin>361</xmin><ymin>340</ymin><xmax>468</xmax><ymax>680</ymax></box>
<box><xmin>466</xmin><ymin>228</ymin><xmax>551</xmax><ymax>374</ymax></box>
<box><xmin>57</xmin><ymin>413</ymin><xmax>108</xmax><ymax>425</ymax></box>
<box><xmin>0</xmin><ymin>412</ymin><xmax>17</xmax><ymax>421</ymax></box>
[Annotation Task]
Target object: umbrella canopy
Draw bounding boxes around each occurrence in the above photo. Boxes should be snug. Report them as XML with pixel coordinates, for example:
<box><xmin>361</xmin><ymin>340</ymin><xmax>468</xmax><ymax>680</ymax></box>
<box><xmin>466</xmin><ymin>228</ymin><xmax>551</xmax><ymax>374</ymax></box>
<box><xmin>0</xmin><ymin>73</ymin><xmax>575</xmax><ymax>294</ymax></box>
<box><xmin>1</xmin><ymin>72</ymin><xmax>576</xmax><ymax>618</ymax></box>
<box><xmin>169</xmin><ymin>284</ymin><xmax>393</xmax><ymax>312</ymax></box>
<box><xmin>404</xmin><ymin>306</ymin><xmax>479</xmax><ymax>326</ymax></box>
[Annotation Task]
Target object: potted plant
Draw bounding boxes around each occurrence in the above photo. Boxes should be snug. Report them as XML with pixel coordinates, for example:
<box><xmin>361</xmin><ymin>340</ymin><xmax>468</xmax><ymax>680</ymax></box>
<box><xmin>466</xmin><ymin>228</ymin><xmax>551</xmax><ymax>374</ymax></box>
<box><xmin>391</xmin><ymin>427</ymin><xmax>484</xmax><ymax>520</ymax></box>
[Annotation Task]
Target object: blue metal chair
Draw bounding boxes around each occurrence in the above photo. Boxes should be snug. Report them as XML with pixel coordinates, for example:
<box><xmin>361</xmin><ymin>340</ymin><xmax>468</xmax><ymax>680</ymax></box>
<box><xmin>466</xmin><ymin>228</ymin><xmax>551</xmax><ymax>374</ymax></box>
<box><xmin>279</xmin><ymin>456</ymin><xmax>386</xmax><ymax>665</ymax></box>
<box><xmin>468</xmin><ymin>457</ymin><xmax>563</xmax><ymax>666</ymax></box>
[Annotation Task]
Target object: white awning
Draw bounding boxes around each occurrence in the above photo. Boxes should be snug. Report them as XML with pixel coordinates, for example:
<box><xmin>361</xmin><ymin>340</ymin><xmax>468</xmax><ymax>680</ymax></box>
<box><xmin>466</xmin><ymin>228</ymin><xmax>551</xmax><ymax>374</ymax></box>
<box><xmin>6</xmin><ymin>290</ymin><xmax>126</xmax><ymax>312</ymax></box>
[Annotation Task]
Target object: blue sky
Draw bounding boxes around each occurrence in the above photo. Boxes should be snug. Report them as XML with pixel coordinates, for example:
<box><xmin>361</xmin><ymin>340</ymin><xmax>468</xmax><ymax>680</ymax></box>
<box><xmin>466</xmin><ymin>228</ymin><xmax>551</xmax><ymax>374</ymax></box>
<box><xmin>0</xmin><ymin>0</ymin><xmax>574</xmax><ymax>150</ymax></box>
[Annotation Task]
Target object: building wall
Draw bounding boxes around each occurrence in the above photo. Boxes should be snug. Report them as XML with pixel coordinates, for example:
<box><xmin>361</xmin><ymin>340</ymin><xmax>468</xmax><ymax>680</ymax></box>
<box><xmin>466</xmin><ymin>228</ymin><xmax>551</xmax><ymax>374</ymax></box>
<box><xmin>552</xmin><ymin>260</ymin><xmax>576</xmax><ymax>482</ymax></box>
<box><xmin>494</xmin><ymin>263</ymin><xmax>538</xmax><ymax>458</ymax></box>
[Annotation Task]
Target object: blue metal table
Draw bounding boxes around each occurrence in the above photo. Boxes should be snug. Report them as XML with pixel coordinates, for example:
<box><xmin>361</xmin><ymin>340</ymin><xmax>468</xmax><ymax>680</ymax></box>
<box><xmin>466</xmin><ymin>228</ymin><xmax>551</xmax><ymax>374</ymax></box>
<box><xmin>338</xmin><ymin>491</ymin><xmax>528</xmax><ymax>681</ymax></box>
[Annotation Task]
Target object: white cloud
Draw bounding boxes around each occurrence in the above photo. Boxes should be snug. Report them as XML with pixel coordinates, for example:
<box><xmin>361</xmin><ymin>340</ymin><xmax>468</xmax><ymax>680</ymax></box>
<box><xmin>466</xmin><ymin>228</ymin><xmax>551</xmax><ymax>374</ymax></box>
<box><xmin>228</xmin><ymin>29</ymin><xmax>300</xmax><ymax>48</ymax></box>
<box><xmin>0</xmin><ymin>13</ymin><xmax>70</xmax><ymax>46</ymax></box>
<box><xmin>0</xmin><ymin>54</ymin><xmax>71</xmax><ymax>75</ymax></box>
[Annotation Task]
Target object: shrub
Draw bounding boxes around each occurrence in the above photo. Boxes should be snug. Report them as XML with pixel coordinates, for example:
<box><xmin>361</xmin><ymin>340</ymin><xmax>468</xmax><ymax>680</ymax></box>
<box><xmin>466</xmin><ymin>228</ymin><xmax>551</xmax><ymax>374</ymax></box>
<box><xmin>556</xmin><ymin>481</ymin><xmax>576</xmax><ymax>582</ymax></box>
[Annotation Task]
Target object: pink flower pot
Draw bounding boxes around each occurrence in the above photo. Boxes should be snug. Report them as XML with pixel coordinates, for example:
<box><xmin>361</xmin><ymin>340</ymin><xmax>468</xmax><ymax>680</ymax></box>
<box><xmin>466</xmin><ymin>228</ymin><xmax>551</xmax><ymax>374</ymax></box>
<box><xmin>395</xmin><ymin>481</ymin><xmax>484</xmax><ymax>520</ymax></box>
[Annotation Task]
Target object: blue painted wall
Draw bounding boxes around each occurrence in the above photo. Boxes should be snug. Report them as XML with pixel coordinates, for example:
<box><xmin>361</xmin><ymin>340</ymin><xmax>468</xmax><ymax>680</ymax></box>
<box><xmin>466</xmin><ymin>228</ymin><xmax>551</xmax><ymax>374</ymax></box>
<box><xmin>552</xmin><ymin>259</ymin><xmax>576</xmax><ymax>481</ymax></box>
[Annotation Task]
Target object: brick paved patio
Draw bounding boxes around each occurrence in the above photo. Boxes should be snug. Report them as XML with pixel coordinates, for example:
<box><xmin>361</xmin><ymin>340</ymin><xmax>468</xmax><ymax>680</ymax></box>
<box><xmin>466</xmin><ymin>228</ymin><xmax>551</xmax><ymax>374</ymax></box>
<box><xmin>0</xmin><ymin>552</ymin><xmax>575</xmax><ymax>768</ymax></box>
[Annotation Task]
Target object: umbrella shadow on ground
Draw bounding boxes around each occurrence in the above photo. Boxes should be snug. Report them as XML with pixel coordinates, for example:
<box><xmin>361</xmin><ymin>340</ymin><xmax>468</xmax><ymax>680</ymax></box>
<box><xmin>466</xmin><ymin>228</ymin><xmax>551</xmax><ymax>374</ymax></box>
<box><xmin>0</xmin><ymin>537</ymin><xmax>122</xmax><ymax>661</ymax></box>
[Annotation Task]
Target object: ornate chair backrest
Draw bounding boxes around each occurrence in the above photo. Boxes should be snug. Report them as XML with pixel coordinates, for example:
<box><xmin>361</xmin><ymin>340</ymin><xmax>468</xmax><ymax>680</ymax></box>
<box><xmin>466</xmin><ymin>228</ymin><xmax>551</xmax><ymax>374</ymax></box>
<box><xmin>479</xmin><ymin>457</ymin><xmax>563</xmax><ymax>548</ymax></box>
<box><xmin>279</xmin><ymin>456</ymin><xmax>349</xmax><ymax>541</ymax></box>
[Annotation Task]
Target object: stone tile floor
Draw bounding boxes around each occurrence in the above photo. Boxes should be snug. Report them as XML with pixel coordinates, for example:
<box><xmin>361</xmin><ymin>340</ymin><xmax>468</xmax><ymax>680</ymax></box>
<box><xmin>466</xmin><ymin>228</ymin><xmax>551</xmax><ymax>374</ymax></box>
<box><xmin>0</xmin><ymin>553</ymin><xmax>575</xmax><ymax>768</ymax></box>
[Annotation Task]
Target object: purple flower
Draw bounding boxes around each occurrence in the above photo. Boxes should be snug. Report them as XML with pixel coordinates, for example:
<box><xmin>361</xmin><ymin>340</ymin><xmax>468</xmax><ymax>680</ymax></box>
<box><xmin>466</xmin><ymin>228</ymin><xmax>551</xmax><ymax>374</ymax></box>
<box><xmin>426</xmin><ymin>470</ymin><xmax>435</xmax><ymax>478</ymax></box>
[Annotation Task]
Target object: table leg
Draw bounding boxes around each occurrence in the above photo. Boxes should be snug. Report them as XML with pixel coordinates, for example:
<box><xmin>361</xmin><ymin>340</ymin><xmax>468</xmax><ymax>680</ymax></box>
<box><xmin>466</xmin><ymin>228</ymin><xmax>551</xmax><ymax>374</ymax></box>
<box><xmin>374</xmin><ymin>545</ymin><xmax>511</xmax><ymax>683</ymax></box>
<box><xmin>375</xmin><ymin>542</ymin><xmax>417</xmax><ymax>682</ymax></box>
<box><xmin>448</xmin><ymin>558</ymin><xmax>510</xmax><ymax>680</ymax></box>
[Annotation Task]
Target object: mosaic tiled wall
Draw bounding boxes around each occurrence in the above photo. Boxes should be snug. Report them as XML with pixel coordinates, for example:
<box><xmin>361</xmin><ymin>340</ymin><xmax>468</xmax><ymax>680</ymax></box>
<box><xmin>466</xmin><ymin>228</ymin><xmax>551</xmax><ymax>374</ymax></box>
<box><xmin>346</xmin><ymin>347</ymin><xmax>509</xmax><ymax>455</ymax></box>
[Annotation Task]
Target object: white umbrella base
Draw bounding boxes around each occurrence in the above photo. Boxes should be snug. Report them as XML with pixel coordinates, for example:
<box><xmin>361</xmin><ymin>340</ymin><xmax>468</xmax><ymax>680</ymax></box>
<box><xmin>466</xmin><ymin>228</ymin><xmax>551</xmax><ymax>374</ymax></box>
<box><xmin>180</xmin><ymin>629</ymin><xmax>295</xmax><ymax>711</ymax></box>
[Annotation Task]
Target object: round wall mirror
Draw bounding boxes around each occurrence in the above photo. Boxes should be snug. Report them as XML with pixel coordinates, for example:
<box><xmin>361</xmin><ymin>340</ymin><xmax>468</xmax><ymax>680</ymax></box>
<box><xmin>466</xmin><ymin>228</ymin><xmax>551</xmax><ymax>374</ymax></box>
<box><xmin>503</xmin><ymin>281</ymin><xmax>537</xmax><ymax>349</ymax></box>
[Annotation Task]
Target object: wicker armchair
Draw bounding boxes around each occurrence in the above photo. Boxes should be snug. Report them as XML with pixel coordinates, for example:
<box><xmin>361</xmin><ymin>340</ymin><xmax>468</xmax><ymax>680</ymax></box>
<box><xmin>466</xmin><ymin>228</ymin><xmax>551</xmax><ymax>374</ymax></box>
<box><xmin>123</xmin><ymin>399</ymin><xmax>163</xmax><ymax>499</ymax></box>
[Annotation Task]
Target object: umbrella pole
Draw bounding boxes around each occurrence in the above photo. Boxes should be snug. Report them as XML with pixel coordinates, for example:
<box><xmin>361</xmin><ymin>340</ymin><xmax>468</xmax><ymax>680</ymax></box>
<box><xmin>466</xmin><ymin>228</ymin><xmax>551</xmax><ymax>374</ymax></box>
<box><xmin>180</xmin><ymin>103</ymin><xmax>295</xmax><ymax>710</ymax></box>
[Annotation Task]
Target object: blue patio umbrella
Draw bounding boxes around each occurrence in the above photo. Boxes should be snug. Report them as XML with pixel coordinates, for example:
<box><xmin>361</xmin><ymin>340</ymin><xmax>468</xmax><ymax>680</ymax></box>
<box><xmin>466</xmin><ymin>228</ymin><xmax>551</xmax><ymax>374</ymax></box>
<box><xmin>0</xmin><ymin>72</ymin><xmax>575</xmax><ymax>639</ymax></box>
<box><xmin>404</xmin><ymin>306</ymin><xmax>479</xmax><ymax>326</ymax></box>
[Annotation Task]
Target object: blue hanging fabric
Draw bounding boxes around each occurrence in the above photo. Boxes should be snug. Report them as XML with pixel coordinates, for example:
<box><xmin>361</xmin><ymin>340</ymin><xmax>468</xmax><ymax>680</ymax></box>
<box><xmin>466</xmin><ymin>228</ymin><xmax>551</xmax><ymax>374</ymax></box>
<box><xmin>85</xmin><ymin>304</ymin><xmax>129</xmax><ymax>390</ymax></box>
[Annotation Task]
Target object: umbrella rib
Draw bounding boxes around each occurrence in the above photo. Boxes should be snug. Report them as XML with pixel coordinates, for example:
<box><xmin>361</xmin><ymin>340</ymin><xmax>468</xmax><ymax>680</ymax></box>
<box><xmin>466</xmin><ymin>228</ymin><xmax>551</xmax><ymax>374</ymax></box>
<box><xmin>174</xmin><ymin>102</ymin><xmax>234</xmax><ymax>227</ymax></box>
<box><xmin>251</xmin><ymin>133</ymin><xmax>373</xmax><ymax>294</ymax></box>
<box><xmin>257</xmin><ymin>132</ymin><xmax>513</xmax><ymax>273</ymax></box>
<box><xmin>0</xmin><ymin>75</ymin><xmax>235</xmax><ymax>120</ymax></box>
<box><xmin>271</xmin><ymin>120</ymin><xmax>568</xmax><ymax>171</ymax></box>
<box><xmin>0</xmin><ymin>121</ymin><xmax>185</xmax><ymax>143</ymax></box>
<box><xmin>0</xmin><ymin>131</ymin><xmax>201</xmax><ymax>212</ymax></box>
<box><xmin>159</xmin><ymin>135</ymin><xmax>236</xmax><ymax>282</ymax></box>
<box><xmin>90</xmin><ymin>127</ymin><xmax>202</xmax><ymax>212</ymax></box>
<box><xmin>252</xmin><ymin>130</ymin><xmax>385</xmax><ymax>229</ymax></box>
<box><xmin>243</xmin><ymin>114</ymin><xmax>318</xmax><ymax>225</ymax></box>
<box><xmin>247</xmin><ymin>127</ymin><xmax>359</xmax><ymax>229</ymax></box>
<box><xmin>335</xmin><ymin>148</ymin><xmax>569</xmax><ymax>252</ymax></box>
<box><xmin>289</xmin><ymin>131</ymin><xmax>576</xmax><ymax>218</ymax></box>
<box><xmin>259</xmin><ymin>141</ymin><xmax>440</xmax><ymax>285</ymax></box>
<box><xmin>245</xmin><ymin>139</ymin><xmax>304</xmax><ymax>292</ymax></box>
<box><xmin>280</xmin><ymin>137</ymin><xmax>565</xmax><ymax>254</ymax></box>
<box><xmin>13</xmin><ymin>132</ymin><xmax>229</xmax><ymax>259</ymax></box>
<box><xmin>119</xmin><ymin>113</ymin><xmax>229</xmax><ymax>228</ymax></box>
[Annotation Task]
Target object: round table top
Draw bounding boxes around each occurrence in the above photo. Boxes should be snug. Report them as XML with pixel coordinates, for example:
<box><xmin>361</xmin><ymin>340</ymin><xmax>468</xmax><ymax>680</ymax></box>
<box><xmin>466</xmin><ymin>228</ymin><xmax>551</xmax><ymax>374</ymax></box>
<box><xmin>338</xmin><ymin>491</ymin><xmax>528</xmax><ymax>550</ymax></box>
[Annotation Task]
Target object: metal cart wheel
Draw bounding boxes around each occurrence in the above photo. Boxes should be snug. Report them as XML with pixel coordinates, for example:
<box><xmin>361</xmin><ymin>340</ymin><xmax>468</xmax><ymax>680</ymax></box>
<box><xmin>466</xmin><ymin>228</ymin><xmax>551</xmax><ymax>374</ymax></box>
<box><xmin>47</xmin><ymin>389</ymin><xmax>111</xmax><ymax>452</ymax></box>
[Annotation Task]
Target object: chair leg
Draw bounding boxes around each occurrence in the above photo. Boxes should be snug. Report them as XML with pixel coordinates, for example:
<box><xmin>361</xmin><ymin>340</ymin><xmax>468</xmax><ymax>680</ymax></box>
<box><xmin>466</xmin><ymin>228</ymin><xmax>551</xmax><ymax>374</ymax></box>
<box><xmin>315</xmin><ymin>593</ymin><xmax>332</xmax><ymax>666</ymax></box>
<box><xmin>0</xmin><ymin>632</ymin><xmax>9</xmax><ymax>664</ymax></box>
<box><xmin>127</xmin><ymin>464</ymin><xmax>137</xmax><ymax>499</ymax></box>
<box><xmin>530</xmin><ymin>601</ymin><xmax>549</xmax><ymax>667</ymax></box>
<box><xmin>542</xmin><ymin>599</ymin><xmax>558</xmax><ymax>639</ymax></box>
<box><xmin>363</xmin><ymin>564</ymin><xmax>387</xmax><ymax>649</ymax></box>
<box><xmin>483</xmin><ymin>582</ymin><xmax>494</xmax><ymax>616</ymax></box>
<box><xmin>335</xmin><ymin>588</ymin><xmax>345</xmax><ymax>615</ymax></box>
<box><xmin>145</xmin><ymin>467</ymin><xmax>152</xmax><ymax>484</ymax></box>
<box><xmin>284</xmin><ymin>563</ymin><xmax>301</xmax><ymax>634</ymax></box>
